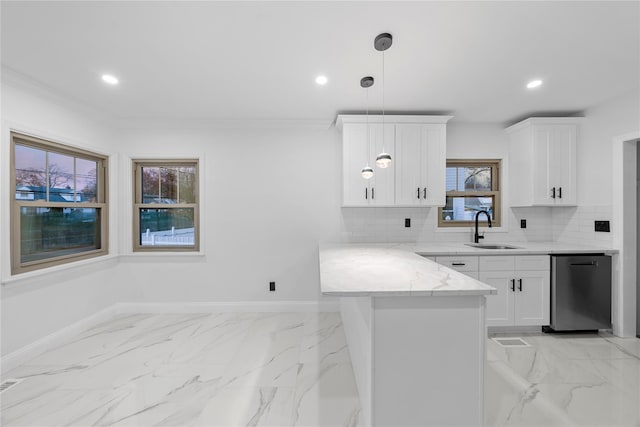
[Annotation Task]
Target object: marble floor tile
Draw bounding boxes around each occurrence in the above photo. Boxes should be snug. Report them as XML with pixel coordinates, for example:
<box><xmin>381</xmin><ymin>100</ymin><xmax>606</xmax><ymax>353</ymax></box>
<box><xmin>487</xmin><ymin>332</ymin><xmax>640</xmax><ymax>427</ymax></box>
<box><xmin>160</xmin><ymin>312</ymin><xmax>256</xmax><ymax>365</ymax></box>
<box><xmin>293</xmin><ymin>361</ymin><xmax>361</xmax><ymax>427</ymax></box>
<box><xmin>1</xmin><ymin>312</ymin><xmax>361</xmax><ymax>427</ymax></box>
<box><xmin>194</xmin><ymin>386</ymin><xmax>296</xmax><ymax>426</ymax></box>
<box><xmin>4</xmin><ymin>311</ymin><xmax>639</xmax><ymax>427</ymax></box>
<box><xmin>299</xmin><ymin>313</ymin><xmax>351</xmax><ymax>365</ymax></box>
<box><xmin>485</xmin><ymin>361</ymin><xmax>575</xmax><ymax>427</ymax></box>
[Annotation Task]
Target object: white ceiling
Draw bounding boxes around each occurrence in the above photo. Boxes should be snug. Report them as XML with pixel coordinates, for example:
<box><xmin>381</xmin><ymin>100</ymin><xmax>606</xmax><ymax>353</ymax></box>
<box><xmin>2</xmin><ymin>1</ymin><xmax>638</xmax><ymax>124</ymax></box>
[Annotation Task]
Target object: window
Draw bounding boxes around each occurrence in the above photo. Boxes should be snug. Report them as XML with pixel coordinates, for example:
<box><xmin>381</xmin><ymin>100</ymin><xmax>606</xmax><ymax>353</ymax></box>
<box><xmin>132</xmin><ymin>159</ymin><xmax>199</xmax><ymax>252</ymax></box>
<box><xmin>10</xmin><ymin>132</ymin><xmax>108</xmax><ymax>274</ymax></box>
<box><xmin>438</xmin><ymin>159</ymin><xmax>501</xmax><ymax>227</ymax></box>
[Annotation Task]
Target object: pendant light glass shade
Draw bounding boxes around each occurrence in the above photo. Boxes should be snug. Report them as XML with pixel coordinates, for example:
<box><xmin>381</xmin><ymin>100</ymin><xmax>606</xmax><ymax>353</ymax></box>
<box><xmin>361</xmin><ymin>166</ymin><xmax>374</xmax><ymax>179</ymax></box>
<box><xmin>375</xmin><ymin>152</ymin><xmax>392</xmax><ymax>168</ymax></box>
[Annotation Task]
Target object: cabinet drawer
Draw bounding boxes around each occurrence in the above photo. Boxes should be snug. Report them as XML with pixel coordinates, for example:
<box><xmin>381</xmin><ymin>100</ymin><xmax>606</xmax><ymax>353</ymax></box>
<box><xmin>515</xmin><ymin>255</ymin><xmax>550</xmax><ymax>271</ymax></box>
<box><xmin>479</xmin><ymin>256</ymin><xmax>515</xmax><ymax>271</ymax></box>
<box><xmin>436</xmin><ymin>256</ymin><xmax>478</xmax><ymax>272</ymax></box>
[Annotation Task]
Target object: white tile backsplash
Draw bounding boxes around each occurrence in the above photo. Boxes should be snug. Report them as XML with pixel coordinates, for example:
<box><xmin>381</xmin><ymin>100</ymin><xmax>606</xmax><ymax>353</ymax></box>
<box><xmin>341</xmin><ymin>205</ymin><xmax>613</xmax><ymax>246</ymax></box>
<box><xmin>551</xmin><ymin>205</ymin><xmax>613</xmax><ymax>246</ymax></box>
<box><xmin>340</xmin><ymin>206</ymin><xmax>554</xmax><ymax>244</ymax></box>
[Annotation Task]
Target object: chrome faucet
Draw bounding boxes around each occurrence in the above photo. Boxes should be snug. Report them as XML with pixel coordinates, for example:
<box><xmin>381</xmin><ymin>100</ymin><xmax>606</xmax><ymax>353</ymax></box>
<box><xmin>474</xmin><ymin>210</ymin><xmax>492</xmax><ymax>243</ymax></box>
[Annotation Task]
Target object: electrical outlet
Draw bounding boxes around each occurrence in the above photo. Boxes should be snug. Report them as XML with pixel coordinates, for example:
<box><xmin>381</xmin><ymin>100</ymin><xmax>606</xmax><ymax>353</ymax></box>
<box><xmin>520</xmin><ymin>219</ymin><xmax>527</xmax><ymax>229</ymax></box>
<box><xmin>594</xmin><ymin>220</ymin><xmax>610</xmax><ymax>232</ymax></box>
<box><xmin>405</xmin><ymin>218</ymin><xmax>411</xmax><ymax>228</ymax></box>
<box><xmin>269</xmin><ymin>282</ymin><xmax>276</xmax><ymax>292</ymax></box>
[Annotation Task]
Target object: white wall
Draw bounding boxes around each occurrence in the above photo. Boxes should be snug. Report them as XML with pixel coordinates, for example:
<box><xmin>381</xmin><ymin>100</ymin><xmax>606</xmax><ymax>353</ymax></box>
<box><xmin>551</xmin><ymin>92</ymin><xmax>639</xmax><ymax>247</ymax></box>
<box><xmin>114</xmin><ymin>125</ymin><xmax>343</xmax><ymax>303</ymax></box>
<box><xmin>0</xmin><ymin>75</ymin><xmax>130</xmax><ymax>356</ymax></box>
<box><xmin>578</xmin><ymin>92</ymin><xmax>639</xmax><ymax>207</ymax></box>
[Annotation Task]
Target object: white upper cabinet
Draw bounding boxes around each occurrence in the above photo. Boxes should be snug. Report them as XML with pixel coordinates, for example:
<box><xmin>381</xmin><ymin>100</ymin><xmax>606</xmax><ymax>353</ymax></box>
<box><xmin>342</xmin><ymin>122</ymin><xmax>395</xmax><ymax>206</ymax></box>
<box><xmin>338</xmin><ymin>115</ymin><xmax>452</xmax><ymax>207</ymax></box>
<box><xmin>395</xmin><ymin>123</ymin><xmax>447</xmax><ymax>206</ymax></box>
<box><xmin>506</xmin><ymin>118</ymin><xmax>582</xmax><ymax>207</ymax></box>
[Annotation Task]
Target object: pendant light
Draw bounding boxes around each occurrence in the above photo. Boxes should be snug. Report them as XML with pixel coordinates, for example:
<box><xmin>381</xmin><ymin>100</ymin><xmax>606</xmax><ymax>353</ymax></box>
<box><xmin>361</xmin><ymin>76</ymin><xmax>375</xmax><ymax>179</ymax></box>
<box><xmin>375</xmin><ymin>33</ymin><xmax>392</xmax><ymax>169</ymax></box>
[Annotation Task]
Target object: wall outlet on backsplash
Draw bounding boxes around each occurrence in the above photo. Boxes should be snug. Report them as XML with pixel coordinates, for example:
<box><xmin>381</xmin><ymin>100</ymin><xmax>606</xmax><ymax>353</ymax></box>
<box><xmin>520</xmin><ymin>219</ymin><xmax>527</xmax><ymax>228</ymax></box>
<box><xmin>594</xmin><ymin>220</ymin><xmax>610</xmax><ymax>232</ymax></box>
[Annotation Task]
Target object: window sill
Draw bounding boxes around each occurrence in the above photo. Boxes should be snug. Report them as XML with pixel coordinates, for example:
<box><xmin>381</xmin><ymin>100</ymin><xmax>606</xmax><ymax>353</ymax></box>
<box><xmin>2</xmin><ymin>253</ymin><xmax>119</xmax><ymax>287</ymax></box>
<box><xmin>119</xmin><ymin>252</ymin><xmax>206</xmax><ymax>258</ymax></box>
<box><xmin>435</xmin><ymin>226</ymin><xmax>509</xmax><ymax>233</ymax></box>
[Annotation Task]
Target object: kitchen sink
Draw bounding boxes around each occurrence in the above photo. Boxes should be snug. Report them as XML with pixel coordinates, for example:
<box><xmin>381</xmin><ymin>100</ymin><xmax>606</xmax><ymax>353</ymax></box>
<box><xmin>465</xmin><ymin>243</ymin><xmax>522</xmax><ymax>250</ymax></box>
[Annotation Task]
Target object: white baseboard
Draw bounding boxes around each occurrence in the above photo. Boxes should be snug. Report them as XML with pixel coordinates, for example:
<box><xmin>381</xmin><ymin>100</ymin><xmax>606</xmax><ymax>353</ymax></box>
<box><xmin>1</xmin><ymin>300</ymin><xmax>339</xmax><ymax>374</ymax></box>
<box><xmin>1</xmin><ymin>305</ymin><xmax>119</xmax><ymax>375</ymax></box>
<box><xmin>115</xmin><ymin>300</ymin><xmax>340</xmax><ymax>314</ymax></box>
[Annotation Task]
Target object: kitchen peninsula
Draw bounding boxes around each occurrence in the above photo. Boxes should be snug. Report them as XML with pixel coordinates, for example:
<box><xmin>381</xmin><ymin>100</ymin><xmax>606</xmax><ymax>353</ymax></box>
<box><xmin>319</xmin><ymin>243</ymin><xmax>497</xmax><ymax>427</ymax></box>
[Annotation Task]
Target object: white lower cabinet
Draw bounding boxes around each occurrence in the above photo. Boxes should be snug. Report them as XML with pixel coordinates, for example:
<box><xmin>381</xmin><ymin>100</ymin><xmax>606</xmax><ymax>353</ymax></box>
<box><xmin>480</xmin><ymin>255</ymin><xmax>550</xmax><ymax>327</ymax></box>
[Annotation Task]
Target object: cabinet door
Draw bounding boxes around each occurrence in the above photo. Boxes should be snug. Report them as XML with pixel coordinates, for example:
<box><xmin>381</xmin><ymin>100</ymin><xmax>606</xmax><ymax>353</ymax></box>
<box><xmin>548</xmin><ymin>125</ymin><xmax>576</xmax><ymax>206</ymax></box>
<box><xmin>395</xmin><ymin>124</ymin><xmax>424</xmax><ymax>205</ymax></box>
<box><xmin>480</xmin><ymin>271</ymin><xmax>515</xmax><ymax>327</ymax></box>
<box><xmin>342</xmin><ymin>124</ymin><xmax>371</xmax><ymax>206</ymax></box>
<box><xmin>422</xmin><ymin>124</ymin><xmax>446</xmax><ymax>206</ymax></box>
<box><xmin>369</xmin><ymin>123</ymin><xmax>396</xmax><ymax>206</ymax></box>
<box><xmin>514</xmin><ymin>270</ymin><xmax>550</xmax><ymax>326</ymax></box>
<box><xmin>532</xmin><ymin>126</ymin><xmax>554</xmax><ymax>205</ymax></box>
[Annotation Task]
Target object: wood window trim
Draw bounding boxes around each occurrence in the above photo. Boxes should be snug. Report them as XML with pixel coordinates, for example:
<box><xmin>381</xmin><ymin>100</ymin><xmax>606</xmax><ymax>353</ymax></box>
<box><xmin>10</xmin><ymin>132</ymin><xmax>109</xmax><ymax>275</ymax></box>
<box><xmin>132</xmin><ymin>159</ymin><xmax>200</xmax><ymax>252</ymax></box>
<box><xmin>438</xmin><ymin>159</ymin><xmax>501</xmax><ymax>228</ymax></box>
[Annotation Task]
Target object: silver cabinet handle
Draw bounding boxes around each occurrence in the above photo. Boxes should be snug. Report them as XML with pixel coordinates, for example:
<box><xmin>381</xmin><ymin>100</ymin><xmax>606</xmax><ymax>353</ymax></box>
<box><xmin>365</xmin><ymin>188</ymin><xmax>368</xmax><ymax>199</ymax></box>
<box><xmin>451</xmin><ymin>263</ymin><xmax>466</xmax><ymax>266</ymax></box>
<box><xmin>417</xmin><ymin>187</ymin><xmax>420</xmax><ymax>199</ymax></box>
<box><xmin>558</xmin><ymin>187</ymin><xmax>562</xmax><ymax>199</ymax></box>
<box><xmin>423</xmin><ymin>187</ymin><xmax>427</xmax><ymax>199</ymax></box>
<box><xmin>551</xmin><ymin>187</ymin><xmax>556</xmax><ymax>199</ymax></box>
<box><xmin>372</xmin><ymin>188</ymin><xmax>375</xmax><ymax>199</ymax></box>
<box><xmin>510</xmin><ymin>279</ymin><xmax>515</xmax><ymax>292</ymax></box>
<box><xmin>518</xmin><ymin>278</ymin><xmax>523</xmax><ymax>292</ymax></box>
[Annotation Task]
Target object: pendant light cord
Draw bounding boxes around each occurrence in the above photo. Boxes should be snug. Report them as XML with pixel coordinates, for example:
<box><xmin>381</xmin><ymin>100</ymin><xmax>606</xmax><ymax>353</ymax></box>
<box><xmin>366</xmin><ymin>87</ymin><xmax>371</xmax><ymax>165</ymax></box>
<box><xmin>381</xmin><ymin>49</ymin><xmax>385</xmax><ymax>153</ymax></box>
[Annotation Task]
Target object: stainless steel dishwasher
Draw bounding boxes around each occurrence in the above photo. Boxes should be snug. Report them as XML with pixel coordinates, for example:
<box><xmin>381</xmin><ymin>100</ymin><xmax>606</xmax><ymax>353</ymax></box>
<box><xmin>549</xmin><ymin>254</ymin><xmax>612</xmax><ymax>331</ymax></box>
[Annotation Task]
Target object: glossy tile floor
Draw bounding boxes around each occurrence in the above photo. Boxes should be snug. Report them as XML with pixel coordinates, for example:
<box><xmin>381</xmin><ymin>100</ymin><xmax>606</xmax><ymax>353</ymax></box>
<box><xmin>486</xmin><ymin>332</ymin><xmax>640</xmax><ymax>427</ymax></box>
<box><xmin>1</xmin><ymin>313</ymin><xmax>361</xmax><ymax>426</ymax></box>
<box><xmin>2</xmin><ymin>313</ymin><xmax>640</xmax><ymax>426</ymax></box>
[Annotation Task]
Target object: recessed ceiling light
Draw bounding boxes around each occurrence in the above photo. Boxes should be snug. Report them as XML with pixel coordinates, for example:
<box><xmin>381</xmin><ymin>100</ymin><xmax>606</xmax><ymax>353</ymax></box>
<box><xmin>315</xmin><ymin>75</ymin><xmax>328</xmax><ymax>85</ymax></box>
<box><xmin>527</xmin><ymin>79</ymin><xmax>543</xmax><ymax>89</ymax></box>
<box><xmin>101</xmin><ymin>74</ymin><xmax>119</xmax><ymax>85</ymax></box>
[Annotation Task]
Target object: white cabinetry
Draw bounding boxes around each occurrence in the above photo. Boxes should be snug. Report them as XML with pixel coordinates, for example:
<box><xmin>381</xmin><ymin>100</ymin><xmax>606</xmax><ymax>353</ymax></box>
<box><xmin>338</xmin><ymin>115</ymin><xmax>452</xmax><ymax>207</ymax></box>
<box><xmin>395</xmin><ymin>124</ymin><xmax>447</xmax><ymax>206</ymax></box>
<box><xmin>479</xmin><ymin>255</ymin><xmax>550</xmax><ymax>327</ymax></box>
<box><xmin>342</xmin><ymin>123</ymin><xmax>395</xmax><ymax>206</ymax></box>
<box><xmin>506</xmin><ymin>118</ymin><xmax>582</xmax><ymax>207</ymax></box>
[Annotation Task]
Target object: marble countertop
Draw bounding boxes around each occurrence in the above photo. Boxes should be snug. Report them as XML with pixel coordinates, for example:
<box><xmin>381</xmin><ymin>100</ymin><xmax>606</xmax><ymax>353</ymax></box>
<box><xmin>319</xmin><ymin>241</ymin><xmax>616</xmax><ymax>297</ymax></box>
<box><xmin>319</xmin><ymin>243</ymin><xmax>497</xmax><ymax>297</ymax></box>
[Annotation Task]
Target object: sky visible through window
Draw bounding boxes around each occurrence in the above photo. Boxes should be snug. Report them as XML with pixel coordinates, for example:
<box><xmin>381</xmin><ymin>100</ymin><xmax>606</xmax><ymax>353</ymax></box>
<box><xmin>15</xmin><ymin>144</ymin><xmax>97</xmax><ymax>201</ymax></box>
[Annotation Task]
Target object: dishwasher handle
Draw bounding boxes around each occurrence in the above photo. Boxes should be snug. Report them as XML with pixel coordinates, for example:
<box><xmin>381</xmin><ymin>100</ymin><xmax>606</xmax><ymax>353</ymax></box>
<box><xmin>569</xmin><ymin>262</ymin><xmax>598</xmax><ymax>267</ymax></box>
